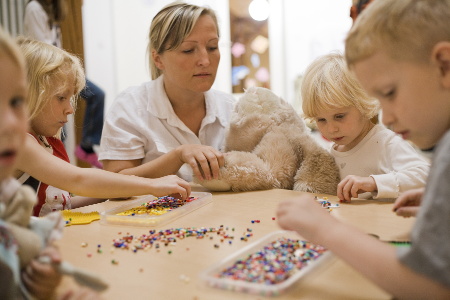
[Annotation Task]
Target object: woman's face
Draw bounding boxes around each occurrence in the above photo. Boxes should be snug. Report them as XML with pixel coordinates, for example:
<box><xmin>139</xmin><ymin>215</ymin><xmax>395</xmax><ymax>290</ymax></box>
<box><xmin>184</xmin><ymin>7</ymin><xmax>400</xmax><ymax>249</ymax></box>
<box><xmin>153</xmin><ymin>15</ymin><xmax>220</xmax><ymax>97</ymax></box>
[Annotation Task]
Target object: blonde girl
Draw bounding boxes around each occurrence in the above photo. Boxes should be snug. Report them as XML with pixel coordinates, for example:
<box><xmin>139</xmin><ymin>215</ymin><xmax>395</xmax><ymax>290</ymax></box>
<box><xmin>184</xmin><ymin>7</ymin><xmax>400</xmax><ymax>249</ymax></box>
<box><xmin>301</xmin><ymin>52</ymin><xmax>429</xmax><ymax>201</ymax></box>
<box><xmin>13</xmin><ymin>38</ymin><xmax>190</xmax><ymax>217</ymax></box>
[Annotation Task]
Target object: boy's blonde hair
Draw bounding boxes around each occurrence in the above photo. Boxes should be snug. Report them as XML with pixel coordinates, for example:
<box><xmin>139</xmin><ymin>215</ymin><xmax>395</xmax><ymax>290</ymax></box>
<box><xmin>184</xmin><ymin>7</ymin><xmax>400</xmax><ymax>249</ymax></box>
<box><xmin>148</xmin><ymin>1</ymin><xmax>219</xmax><ymax>80</ymax></box>
<box><xmin>0</xmin><ymin>26</ymin><xmax>25</xmax><ymax>71</ymax></box>
<box><xmin>17</xmin><ymin>38</ymin><xmax>85</xmax><ymax>138</ymax></box>
<box><xmin>301</xmin><ymin>52</ymin><xmax>379</xmax><ymax>120</ymax></box>
<box><xmin>346</xmin><ymin>0</ymin><xmax>450</xmax><ymax>66</ymax></box>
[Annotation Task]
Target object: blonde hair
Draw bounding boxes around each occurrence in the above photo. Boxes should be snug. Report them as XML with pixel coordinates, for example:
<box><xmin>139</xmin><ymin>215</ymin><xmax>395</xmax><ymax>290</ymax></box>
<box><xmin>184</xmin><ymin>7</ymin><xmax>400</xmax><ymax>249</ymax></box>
<box><xmin>346</xmin><ymin>0</ymin><xmax>450</xmax><ymax>66</ymax></box>
<box><xmin>17</xmin><ymin>37</ymin><xmax>85</xmax><ymax>138</ymax></box>
<box><xmin>148</xmin><ymin>1</ymin><xmax>219</xmax><ymax>80</ymax></box>
<box><xmin>301</xmin><ymin>52</ymin><xmax>379</xmax><ymax>120</ymax></box>
<box><xmin>0</xmin><ymin>26</ymin><xmax>25</xmax><ymax>71</ymax></box>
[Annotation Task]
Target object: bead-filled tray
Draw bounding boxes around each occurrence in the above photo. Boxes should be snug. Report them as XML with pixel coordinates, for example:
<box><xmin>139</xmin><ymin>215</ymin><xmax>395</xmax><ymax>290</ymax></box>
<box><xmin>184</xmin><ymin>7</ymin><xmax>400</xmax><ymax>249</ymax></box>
<box><xmin>199</xmin><ymin>230</ymin><xmax>333</xmax><ymax>297</ymax></box>
<box><xmin>100</xmin><ymin>192</ymin><xmax>212</xmax><ymax>227</ymax></box>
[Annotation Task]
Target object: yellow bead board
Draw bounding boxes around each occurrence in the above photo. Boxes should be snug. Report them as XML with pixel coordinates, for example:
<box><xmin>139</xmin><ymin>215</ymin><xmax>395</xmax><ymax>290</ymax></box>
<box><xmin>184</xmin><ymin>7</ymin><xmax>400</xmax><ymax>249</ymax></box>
<box><xmin>61</xmin><ymin>210</ymin><xmax>100</xmax><ymax>226</ymax></box>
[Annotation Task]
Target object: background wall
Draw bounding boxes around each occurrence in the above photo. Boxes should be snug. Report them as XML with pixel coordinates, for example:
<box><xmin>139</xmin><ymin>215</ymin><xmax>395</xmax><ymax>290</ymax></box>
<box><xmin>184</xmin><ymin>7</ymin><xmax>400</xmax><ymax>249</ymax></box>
<box><xmin>82</xmin><ymin>0</ymin><xmax>352</xmax><ymax>113</ymax></box>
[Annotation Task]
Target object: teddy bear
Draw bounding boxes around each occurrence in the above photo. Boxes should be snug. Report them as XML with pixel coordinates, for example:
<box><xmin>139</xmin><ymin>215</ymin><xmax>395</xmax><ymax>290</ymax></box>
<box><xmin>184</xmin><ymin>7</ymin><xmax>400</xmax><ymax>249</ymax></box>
<box><xmin>194</xmin><ymin>87</ymin><xmax>340</xmax><ymax>195</ymax></box>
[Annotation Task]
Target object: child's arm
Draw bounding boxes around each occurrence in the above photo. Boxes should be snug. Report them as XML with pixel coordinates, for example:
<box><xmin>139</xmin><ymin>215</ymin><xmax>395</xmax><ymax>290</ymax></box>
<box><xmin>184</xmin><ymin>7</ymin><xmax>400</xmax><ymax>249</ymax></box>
<box><xmin>276</xmin><ymin>196</ymin><xmax>450</xmax><ymax>299</ymax></box>
<box><xmin>370</xmin><ymin>138</ymin><xmax>429</xmax><ymax>199</ymax></box>
<box><xmin>16</xmin><ymin>135</ymin><xmax>191</xmax><ymax>199</ymax></box>
<box><xmin>102</xmin><ymin>144</ymin><xmax>225</xmax><ymax>181</ymax></box>
<box><xmin>70</xmin><ymin>196</ymin><xmax>106</xmax><ymax>209</ymax></box>
<box><xmin>337</xmin><ymin>138</ymin><xmax>429</xmax><ymax>202</ymax></box>
<box><xmin>392</xmin><ymin>188</ymin><xmax>424</xmax><ymax>218</ymax></box>
<box><xmin>22</xmin><ymin>245</ymin><xmax>62</xmax><ymax>300</ymax></box>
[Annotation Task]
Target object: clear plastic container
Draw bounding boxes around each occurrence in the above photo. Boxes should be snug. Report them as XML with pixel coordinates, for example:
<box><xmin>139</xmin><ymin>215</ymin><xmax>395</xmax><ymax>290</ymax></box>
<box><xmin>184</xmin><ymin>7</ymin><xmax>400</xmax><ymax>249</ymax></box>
<box><xmin>198</xmin><ymin>230</ymin><xmax>333</xmax><ymax>297</ymax></box>
<box><xmin>100</xmin><ymin>192</ymin><xmax>212</xmax><ymax>227</ymax></box>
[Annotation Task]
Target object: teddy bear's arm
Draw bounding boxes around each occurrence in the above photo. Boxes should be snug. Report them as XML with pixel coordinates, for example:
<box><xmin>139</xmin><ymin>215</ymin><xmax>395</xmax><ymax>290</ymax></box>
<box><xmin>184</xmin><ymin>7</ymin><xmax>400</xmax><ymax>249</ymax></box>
<box><xmin>294</xmin><ymin>151</ymin><xmax>340</xmax><ymax>195</ymax></box>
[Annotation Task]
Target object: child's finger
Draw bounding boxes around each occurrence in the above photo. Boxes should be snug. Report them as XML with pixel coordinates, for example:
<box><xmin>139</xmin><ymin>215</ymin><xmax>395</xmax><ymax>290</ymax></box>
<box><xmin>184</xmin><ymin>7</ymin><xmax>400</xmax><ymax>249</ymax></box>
<box><xmin>395</xmin><ymin>206</ymin><xmax>420</xmax><ymax>218</ymax></box>
<box><xmin>337</xmin><ymin>178</ymin><xmax>349</xmax><ymax>200</ymax></box>
<box><xmin>351</xmin><ymin>183</ymin><xmax>360</xmax><ymax>199</ymax></box>
<box><xmin>342</xmin><ymin>181</ymin><xmax>353</xmax><ymax>201</ymax></box>
<box><xmin>21</xmin><ymin>270</ymin><xmax>54</xmax><ymax>298</ymax></box>
<box><xmin>176</xmin><ymin>178</ymin><xmax>191</xmax><ymax>199</ymax></box>
<box><xmin>40</xmin><ymin>246</ymin><xmax>62</xmax><ymax>264</ymax></box>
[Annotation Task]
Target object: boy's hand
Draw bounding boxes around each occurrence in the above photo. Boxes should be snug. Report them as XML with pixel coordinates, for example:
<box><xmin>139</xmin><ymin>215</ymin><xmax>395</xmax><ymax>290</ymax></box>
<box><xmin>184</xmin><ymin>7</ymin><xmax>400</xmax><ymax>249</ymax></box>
<box><xmin>149</xmin><ymin>175</ymin><xmax>191</xmax><ymax>200</ymax></box>
<box><xmin>276</xmin><ymin>196</ymin><xmax>337</xmax><ymax>244</ymax></box>
<box><xmin>176</xmin><ymin>145</ymin><xmax>225</xmax><ymax>181</ymax></box>
<box><xmin>22</xmin><ymin>245</ymin><xmax>62</xmax><ymax>300</ymax></box>
<box><xmin>393</xmin><ymin>188</ymin><xmax>424</xmax><ymax>218</ymax></box>
<box><xmin>58</xmin><ymin>287</ymin><xmax>104</xmax><ymax>300</ymax></box>
<box><xmin>337</xmin><ymin>175</ymin><xmax>377</xmax><ymax>202</ymax></box>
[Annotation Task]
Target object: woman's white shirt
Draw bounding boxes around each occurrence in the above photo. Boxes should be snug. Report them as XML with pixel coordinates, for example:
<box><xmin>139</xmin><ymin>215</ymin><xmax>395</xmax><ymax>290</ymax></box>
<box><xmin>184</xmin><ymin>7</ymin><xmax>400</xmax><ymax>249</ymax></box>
<box><xmin>99</xmin><ymin>75</ymin><xmax>236</xmax><ymax>182</ymax></box>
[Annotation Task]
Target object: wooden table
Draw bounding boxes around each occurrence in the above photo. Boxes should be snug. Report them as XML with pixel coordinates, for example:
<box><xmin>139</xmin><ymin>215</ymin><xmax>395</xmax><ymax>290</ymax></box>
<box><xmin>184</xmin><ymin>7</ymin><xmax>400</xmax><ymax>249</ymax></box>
<box><xmin>57</xmin><ymin>186</ymin><xmax>415</xmax><ymax>299</ymax></box>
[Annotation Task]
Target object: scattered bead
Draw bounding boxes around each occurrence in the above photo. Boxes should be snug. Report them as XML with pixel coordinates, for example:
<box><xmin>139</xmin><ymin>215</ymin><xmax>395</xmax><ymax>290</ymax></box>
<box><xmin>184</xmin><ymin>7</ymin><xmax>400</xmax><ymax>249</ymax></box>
<box><xmin>111</xmin><ymin>259</ymin><xmax>118</xmax><ymax>265</ymax></box>
<box><xmin>214</xmin><ymin>244</ymin><xmax>219</xmax><ymax>248</ymax></box>
<box><xmin>81</xmin><ymin>242</ymin><xmax>87</xmax><ymax>247</ymax></box>
<box><xmin>168</xmin><ymin>250</ymin><xmax>172</xmax><ymax>254</ymax></box>
<box><xmin>87</xmin><ymin>253</ymin><xmax>92</xmax><ymax>257</ymax></box>
<box><xmin>272</xmin><ymin>217</ymin><xmax>276</xmax><ymax>220</ymax></box>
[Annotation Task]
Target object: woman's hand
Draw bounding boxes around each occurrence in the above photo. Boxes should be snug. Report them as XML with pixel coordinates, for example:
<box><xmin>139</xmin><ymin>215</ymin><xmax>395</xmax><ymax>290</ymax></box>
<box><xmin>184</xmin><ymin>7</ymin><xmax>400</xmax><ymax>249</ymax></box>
<box><xmin>176</xmin><ymin>144</ymin><xmax>225</xmax><ymax>181</ymax></box>
<box><xmin>337</xmin><ymin>175</ymin><xmax>377</xmax><ymax>202</ymax></box>
<box><xmin>393</xmin><ymin>188</ymin><xmax>424</xmax><ymax>218</ymax></box>
<box><xmin>276</xmin><ymin>195</ymin><xmax>337</xmax><ymax>244</ymax></box>
<box><xmin>22</xmin><ymin>245</ymin><xmax>62</xmax><ymax>300</ymax></box>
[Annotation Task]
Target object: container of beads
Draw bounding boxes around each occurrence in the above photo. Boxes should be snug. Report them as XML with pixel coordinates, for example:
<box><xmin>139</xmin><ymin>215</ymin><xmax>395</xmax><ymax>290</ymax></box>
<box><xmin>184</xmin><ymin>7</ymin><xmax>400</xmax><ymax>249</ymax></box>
<box><xmin>100</xmin><ymin>192</ymin><xmax>212</xmax><ymax>227</ymax></box>
<box><xmin>199</xmin><ymin>230</ymin><xmax>333</xmax><ymax>297</ymax></box>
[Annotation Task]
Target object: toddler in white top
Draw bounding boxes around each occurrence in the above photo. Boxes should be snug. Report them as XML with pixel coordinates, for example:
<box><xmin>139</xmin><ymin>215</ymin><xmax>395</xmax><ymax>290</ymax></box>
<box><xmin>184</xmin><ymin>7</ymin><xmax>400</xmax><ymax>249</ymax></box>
<box><xmin>301</xmin><ymin>52</ymin><xmax>429</xmax><ymax>201</ymax></box>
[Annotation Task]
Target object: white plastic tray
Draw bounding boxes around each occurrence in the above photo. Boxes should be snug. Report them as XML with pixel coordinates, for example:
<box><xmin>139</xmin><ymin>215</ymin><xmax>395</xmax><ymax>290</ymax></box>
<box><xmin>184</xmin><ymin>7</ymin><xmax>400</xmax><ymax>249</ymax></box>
<box><xmin>199</xmin><ymin>230</ymin><xmax>333</xmax><ymax>297</ymax></box>
<box><xmin>100</xmin><ymin>192</ymin><xmax>212</xmax><ymax>227</ymax></box>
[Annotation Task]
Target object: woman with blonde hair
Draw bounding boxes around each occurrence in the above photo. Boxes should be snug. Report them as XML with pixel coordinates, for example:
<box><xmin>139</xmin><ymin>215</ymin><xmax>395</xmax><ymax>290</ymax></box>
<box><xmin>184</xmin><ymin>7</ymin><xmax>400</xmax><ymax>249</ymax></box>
<box><xmin>100</xmin><ymin>2</ymin><xmax>235</xmax><ymax>182</ymax></box>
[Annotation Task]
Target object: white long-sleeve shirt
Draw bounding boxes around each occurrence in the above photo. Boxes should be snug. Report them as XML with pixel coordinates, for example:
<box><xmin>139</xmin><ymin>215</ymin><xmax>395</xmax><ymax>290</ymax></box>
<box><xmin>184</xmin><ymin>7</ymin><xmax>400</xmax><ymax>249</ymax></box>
<box><xmin>330</xmin><ymin>124</ymin><xmax>430</xmax><ymax>200</ymax></box>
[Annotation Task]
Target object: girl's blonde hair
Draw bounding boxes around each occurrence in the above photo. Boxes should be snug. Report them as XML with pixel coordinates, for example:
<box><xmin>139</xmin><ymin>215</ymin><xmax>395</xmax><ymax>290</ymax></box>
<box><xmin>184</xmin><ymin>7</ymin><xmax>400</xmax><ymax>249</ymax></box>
<box><xmin>346</xmin><ymin>0</ymin><xmax>450</xmax><ymax>67</ymax></box>
<box><xmin>148</xmin><ymin>1</ymin><xmax>219</xmax><ymax>80</ymax></box>
<box><xmin>301</xmin><ymin>52</ymin><xmax>379</xmax><ymax>120</ymax></box>
<box><xmin>0</xmin><ymin>26</ymin><xmax>25</xmax><ymax>71</ymax></box>
<box><xmin>17</xmin><ymin>37</ymin><xmax>85</xmax><ymax>138</ymax></box>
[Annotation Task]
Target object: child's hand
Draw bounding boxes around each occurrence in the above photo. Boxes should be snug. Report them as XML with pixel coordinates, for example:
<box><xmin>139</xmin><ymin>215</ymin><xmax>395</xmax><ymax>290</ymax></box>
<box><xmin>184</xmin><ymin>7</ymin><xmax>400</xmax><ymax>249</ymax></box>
<box><xmin>58</xmin><ymin>287</ymin><xmax>104</xmax><ymax>300</ymax></box>
<box><xmin>22</xmin><ymin>245</ymin><xmax>62</xmax><ymax>300</ymax></box>
<box><xmin>277</xmin><ymin>196</ymin><xmax>337</xmax><ymax>244</ymax></box>
<box><xmin>393</xmin><ymin>188</ymin><xmax>424</xmax><ymax>218</ymax></box>
<box><xmin>175</xmin><ymin>144</ymin><xmax>225</xmax><ymax>181</ymax></box>
<box><xmin>149</xmin><ymin>175</ymin><xmax>191</xmax><ymax>200</ymax></box>
<box><xmin>337</xmin><ymin>175</ymin><xmax>377</xmax><ymax>202</ymax></box>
